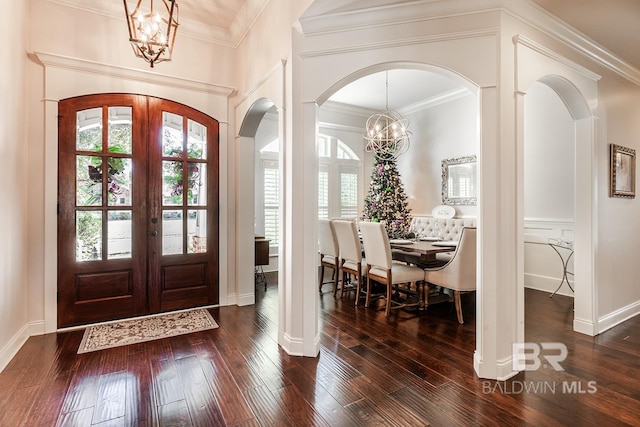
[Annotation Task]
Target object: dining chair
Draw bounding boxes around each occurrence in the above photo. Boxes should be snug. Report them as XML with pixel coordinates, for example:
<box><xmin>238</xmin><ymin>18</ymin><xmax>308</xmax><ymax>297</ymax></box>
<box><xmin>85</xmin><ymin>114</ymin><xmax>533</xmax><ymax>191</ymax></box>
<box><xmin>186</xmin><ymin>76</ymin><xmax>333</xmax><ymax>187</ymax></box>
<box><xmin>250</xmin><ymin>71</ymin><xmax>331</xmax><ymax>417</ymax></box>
<box><xmin>318</xmin><ymin>219</ymin><xmax>340</xmax><ymax>295</ymax></box>
<box><xmin>331</xmin><ymin>219</ymin><xmax>367</xmax><ymax>304</ymax></box>
<box><xmin>359</xmin><ymin>221</ymin><xmax>426</xmax><ymax>317</ymax></box>
<box><xmin>423</xmin><ymin>227</ymin><xmax>476</xmax><ymax>324</ymax></box>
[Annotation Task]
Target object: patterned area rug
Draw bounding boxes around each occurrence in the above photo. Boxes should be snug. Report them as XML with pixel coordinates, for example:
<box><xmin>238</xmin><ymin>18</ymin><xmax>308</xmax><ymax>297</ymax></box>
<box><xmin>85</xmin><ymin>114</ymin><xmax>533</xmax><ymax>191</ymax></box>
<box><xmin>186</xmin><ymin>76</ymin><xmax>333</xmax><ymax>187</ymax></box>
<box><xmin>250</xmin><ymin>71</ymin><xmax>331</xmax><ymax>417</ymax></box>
<box><xmin>77</xmin><ymin>309</ymin><xmax>218</xmax><ymax>354</ymax></box>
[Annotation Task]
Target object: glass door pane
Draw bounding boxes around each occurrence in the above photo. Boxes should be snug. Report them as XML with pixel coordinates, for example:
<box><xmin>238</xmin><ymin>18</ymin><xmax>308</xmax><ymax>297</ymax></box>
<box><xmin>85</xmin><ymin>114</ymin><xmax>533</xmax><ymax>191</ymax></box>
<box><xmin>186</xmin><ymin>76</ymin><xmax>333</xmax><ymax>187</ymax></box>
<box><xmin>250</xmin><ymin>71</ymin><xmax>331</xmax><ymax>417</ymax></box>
<box><xmin>160</xmin><ymin>113</ymin><xmax>209</xmax><ymax>256</ymax></box>
<box><xmin>74</xmin><ymin>106</ymin><xmax>135</xmax><ymax>261</ymax></box>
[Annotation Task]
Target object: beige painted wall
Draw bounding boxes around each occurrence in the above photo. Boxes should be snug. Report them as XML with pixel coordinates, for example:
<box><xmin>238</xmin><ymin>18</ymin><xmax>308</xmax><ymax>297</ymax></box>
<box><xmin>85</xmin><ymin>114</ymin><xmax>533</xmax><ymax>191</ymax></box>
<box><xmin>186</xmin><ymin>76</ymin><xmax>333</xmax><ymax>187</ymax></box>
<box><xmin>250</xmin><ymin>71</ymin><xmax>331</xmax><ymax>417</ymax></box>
<box><xmin>0</xmin><ymin>0</ymin><xmax>29</xmax><ymax>369</ymax></box>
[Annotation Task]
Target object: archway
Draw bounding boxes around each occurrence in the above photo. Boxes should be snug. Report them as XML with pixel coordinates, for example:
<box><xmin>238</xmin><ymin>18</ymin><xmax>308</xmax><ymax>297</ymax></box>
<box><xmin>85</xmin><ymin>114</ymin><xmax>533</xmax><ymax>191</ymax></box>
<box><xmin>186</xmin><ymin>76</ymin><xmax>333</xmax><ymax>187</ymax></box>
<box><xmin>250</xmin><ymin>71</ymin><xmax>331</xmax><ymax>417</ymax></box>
<box><xmin>315</xmin><ymin>64</ymin><xmax>481</xmax><ymax>311</ymax></box>
<box><xmin>518</xmin><ymin>74</ymin><xmax>597</xmax><ymax>341</ymax></box>
<box><xmin>236</xmin><ymin>98</ymin><xmax>279</xmax><ymax>307</ymax></box>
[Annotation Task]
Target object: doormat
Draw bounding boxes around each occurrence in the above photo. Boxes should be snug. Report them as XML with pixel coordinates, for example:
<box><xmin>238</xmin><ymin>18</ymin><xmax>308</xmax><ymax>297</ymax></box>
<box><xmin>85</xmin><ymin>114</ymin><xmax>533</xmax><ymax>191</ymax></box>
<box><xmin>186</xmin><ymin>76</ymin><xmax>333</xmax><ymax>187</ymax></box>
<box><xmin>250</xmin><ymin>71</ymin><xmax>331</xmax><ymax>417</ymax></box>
<box><xmin>77</xmin><ymin>309</ymin><xmax>218</xmax><ymax>354</ymax></box>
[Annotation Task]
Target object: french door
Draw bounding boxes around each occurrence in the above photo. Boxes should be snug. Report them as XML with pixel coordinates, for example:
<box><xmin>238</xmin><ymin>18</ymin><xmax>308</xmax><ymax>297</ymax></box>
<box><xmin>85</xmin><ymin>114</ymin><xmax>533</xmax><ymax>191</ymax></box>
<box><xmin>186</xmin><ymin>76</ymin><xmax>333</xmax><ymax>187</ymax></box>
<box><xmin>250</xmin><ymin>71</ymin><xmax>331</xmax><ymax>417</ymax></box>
<box><xmin>58</xmin><ymin>94</ymin><xmax>219</xmax><ymax>328</ymax></box>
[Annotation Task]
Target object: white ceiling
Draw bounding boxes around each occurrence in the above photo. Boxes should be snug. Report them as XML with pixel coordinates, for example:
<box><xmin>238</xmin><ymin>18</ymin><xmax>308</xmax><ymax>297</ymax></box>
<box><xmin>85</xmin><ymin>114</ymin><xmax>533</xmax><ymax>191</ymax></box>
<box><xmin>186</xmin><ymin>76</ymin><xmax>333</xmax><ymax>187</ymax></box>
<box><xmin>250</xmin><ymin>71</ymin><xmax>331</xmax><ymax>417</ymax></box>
<box><xmin>178</xmin><ymin>0</ymin><xmax>246</xmax><ymax>31</ymax></box>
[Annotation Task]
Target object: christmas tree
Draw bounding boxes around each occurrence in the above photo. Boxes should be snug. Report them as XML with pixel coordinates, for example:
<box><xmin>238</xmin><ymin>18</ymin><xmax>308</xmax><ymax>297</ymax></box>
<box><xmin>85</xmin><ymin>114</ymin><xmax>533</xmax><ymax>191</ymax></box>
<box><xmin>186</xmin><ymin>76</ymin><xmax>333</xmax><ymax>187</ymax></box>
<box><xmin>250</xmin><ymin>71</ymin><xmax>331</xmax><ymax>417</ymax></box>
<box><xmin>362</xmin><ymin>157</ymin><xmax>412</xmax><ymax>238</ymax></box>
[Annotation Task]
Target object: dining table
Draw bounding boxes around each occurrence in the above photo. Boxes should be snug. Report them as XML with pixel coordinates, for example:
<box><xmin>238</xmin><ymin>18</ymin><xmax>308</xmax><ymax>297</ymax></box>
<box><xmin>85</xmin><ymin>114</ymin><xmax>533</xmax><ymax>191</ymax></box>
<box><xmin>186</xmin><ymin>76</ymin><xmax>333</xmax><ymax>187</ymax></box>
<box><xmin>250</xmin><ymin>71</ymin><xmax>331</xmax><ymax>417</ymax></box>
<box><xmin>389</xmin><ymin>239</ymin><xmax>457</xmax><ymax>264</ymax></box>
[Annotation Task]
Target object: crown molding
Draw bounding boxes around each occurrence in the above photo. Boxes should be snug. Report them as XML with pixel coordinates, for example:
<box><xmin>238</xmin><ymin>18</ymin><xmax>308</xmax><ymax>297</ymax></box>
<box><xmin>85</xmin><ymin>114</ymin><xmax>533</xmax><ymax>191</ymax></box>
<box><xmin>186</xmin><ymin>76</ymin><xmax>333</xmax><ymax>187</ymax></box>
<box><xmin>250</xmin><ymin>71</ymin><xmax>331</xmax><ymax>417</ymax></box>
<box><xmin>321</xmin><ymin>100</ymin><xmax>372</xmax><ymax>118</ymax></box>
<box><xmin>399</xmin><ymin>87</ymin><xmax>472</xmax><ymax>115</ymax></box>
<box><xmin>318</xmin><ymin>121</ymin><xmax>365</xmax><ymax>133</ymax></box>
<box><xmin>31</xmin><ymin>51</ymin><xmax>236</xmax><ymax>97</ymax></box>
<box><xmin>322</xmin><ymin>86</ymin><xmax>472</xmax><ymax>117</ymax></box>
<box><xmin>228</xmin><ymin>0</ymin><xmax>272</xmax><ymax>47</ymax></box>
<box><xmin>505</xmin><ymin>0</ymin><xmax>640</xmax><ymax>85</ymax></box>
<box><xmin>299</xmin><ymin>0</ymin><xmax>640</xmax><ymax>86</ymax></box>
<box><xmin>513</xmin><ymin>35</ymin><xmax>601</xmax><ymax>82</ymax></box>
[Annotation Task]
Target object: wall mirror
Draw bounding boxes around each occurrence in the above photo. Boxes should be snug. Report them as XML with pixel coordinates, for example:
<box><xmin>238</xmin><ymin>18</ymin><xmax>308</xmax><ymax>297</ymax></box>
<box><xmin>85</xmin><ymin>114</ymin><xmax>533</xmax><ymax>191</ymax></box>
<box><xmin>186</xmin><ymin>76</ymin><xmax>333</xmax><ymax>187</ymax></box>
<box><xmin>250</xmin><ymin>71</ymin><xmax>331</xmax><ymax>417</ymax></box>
<box><xmin>441</xmin><ymin>155</ymin><xmax>477</xmax><ymax>205</ymax></box>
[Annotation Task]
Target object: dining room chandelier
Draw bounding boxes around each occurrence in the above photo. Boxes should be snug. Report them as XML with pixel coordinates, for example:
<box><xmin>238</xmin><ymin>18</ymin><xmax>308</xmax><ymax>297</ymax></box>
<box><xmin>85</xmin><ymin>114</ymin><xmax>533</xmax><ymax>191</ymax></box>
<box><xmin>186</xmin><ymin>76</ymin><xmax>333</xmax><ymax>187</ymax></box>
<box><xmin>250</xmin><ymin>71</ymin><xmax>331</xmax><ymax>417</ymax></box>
<box><xmin>363</xmin><ymin>71</ymin><xmax>411</xmax><ymax>160</ymax></box>
<box><xmin>123</xmin><ymin>0</ymin><xmax>179</xmax><ymax>68</ymax></box>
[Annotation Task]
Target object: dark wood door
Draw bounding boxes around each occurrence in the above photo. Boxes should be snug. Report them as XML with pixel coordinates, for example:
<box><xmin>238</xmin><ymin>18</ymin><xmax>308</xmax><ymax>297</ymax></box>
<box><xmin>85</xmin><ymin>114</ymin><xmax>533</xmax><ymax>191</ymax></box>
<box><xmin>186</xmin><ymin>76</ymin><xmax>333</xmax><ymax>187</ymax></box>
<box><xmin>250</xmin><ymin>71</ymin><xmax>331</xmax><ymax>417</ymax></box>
<box><xmin>58</xmin><ymin>94</ymin><xmax>219</xmax><ymax>328</ymax></box>
<box><xmin>147</xmin><ymin>97</ymin><xmax>219</xmax><ymax>313</ymax></box>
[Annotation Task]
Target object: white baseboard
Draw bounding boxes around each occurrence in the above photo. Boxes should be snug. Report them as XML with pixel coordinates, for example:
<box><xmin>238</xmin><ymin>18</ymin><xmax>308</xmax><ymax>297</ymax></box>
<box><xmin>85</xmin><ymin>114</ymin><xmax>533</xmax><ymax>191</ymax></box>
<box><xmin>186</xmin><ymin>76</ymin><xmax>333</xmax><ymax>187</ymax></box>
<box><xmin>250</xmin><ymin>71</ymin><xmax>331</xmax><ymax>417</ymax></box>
<box><xmin>282</xmin><ymin>332</ymin><xmax>305</xmax><ymax>356</ymax></box>
<box><xmin>0</xmin><ymin>320</ymin><xmax>45</xmax><ymax>373</ymax></box>
<box><xmin>524</xmin><ymin>273</ymin><xmax>574</xmax><ymax>298</ymax></box>
<box><xmin>237</xmin><ymin>292</ymin><xmax>256</xmax><ymax>306</ymax></box>
<box><xmin>473</xmin><ymin>350</ymin><xmax>519</xmax><ymax>380</ymax></box>
<box><xmin>597</xmin><ymin>299</ymin><xmax>640</xmax><ymax>334</ymax></box>
<box><xmin>573</xmin><ymin>317</ymin><xmax>597</xmax><ymax>336</ymax></box>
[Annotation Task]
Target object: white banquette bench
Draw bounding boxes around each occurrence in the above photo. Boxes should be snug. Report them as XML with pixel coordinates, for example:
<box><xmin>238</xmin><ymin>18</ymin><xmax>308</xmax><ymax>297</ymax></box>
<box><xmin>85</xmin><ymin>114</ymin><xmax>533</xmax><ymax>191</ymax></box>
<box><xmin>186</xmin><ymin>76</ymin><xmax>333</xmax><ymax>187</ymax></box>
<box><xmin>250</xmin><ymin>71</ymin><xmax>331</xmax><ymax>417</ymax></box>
<box><xmin>410</xmin><ymin>216</ymin><xmax>476</xmax><ymax>241</ymax></box>
<box><xmin>393</xmin><ymin>216</ymin><xmax>477</xmax><ymax>267</ymax></box>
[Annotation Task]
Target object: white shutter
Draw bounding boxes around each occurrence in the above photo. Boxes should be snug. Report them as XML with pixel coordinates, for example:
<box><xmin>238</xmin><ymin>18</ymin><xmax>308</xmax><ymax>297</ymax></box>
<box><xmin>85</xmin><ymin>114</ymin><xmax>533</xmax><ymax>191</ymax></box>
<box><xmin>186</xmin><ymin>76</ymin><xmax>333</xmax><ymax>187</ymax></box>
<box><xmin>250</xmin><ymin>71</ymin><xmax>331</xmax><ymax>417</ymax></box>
<box><xmin>263</xmin><ymin>161</ymin><xmax>279</xmax><ymax>246</ymax></box>
<box><xmin>340</xmin><ymin>168</ymin><xmax>358</xmax><ymax>218</ymax></box>
<box><xmin>318</xmin><ymin>166</ymin><xmax>329</xmax><ymax>219</ymax></box>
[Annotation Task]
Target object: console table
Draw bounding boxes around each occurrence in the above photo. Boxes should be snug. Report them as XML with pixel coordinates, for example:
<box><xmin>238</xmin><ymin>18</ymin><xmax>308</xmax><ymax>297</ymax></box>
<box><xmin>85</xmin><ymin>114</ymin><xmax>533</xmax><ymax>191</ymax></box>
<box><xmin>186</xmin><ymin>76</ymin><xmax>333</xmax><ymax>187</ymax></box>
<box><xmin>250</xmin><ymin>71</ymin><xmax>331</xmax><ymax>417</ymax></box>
<box><xmin>547</xmin><ymin>238</ymin><xmax>574</xmax><ymax>297</ymax></box>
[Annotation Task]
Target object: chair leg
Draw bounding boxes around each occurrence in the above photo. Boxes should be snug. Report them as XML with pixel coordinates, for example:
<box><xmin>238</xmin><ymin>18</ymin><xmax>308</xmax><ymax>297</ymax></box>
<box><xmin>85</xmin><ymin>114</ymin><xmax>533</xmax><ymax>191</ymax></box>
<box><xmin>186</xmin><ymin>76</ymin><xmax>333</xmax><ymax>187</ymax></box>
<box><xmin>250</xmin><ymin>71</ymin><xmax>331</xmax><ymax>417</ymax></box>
<box><xmin>454</xmin><ymin>291</ymin><xmax>464</xmax><ymax>324</ymax></box>
<box><xmin>319</xmin><ymin>265</ymin><xmax>325</xmax><ymax>292</ymax></box>
<box><xmin>365</xmin><ymin>276</ymin><xmax>372</xmax><ymax>308</ymax></box>
<box><xmin>385</xmin><ymin>281</ymin><xmax>392</xmax><ymax>317</ymax></box>
<box><xmin>339</xmin><ymin>270</ymin><xmax>347</xmax><ymax>298</ymax></box>
<box><xmin>354</xmin><ymin>268</ymin><xmax>362</xmax><ymax>306</ymax></box>
<box><xmin>333</xmin><ymin>266</ymin><xmax>340</xmax><ymax>297</ymax></box>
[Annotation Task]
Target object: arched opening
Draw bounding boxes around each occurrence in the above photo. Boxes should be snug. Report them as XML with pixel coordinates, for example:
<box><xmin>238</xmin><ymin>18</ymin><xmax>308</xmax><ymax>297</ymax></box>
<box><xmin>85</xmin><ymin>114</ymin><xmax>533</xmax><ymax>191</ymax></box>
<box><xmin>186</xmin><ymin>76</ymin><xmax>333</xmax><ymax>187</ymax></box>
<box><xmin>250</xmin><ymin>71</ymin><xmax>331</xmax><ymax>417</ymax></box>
<box><xmin>521</xmin><ymin>74</ymin><xmax>596</xmax><ymax>340</ymax></box>
<box><xmin>236</xmin><ymin>98</ymin><xmax>280</xmax><ymax>306</ymax></box>
<box><xmin>316</xmin><ymin>65</ymin><xmax>481</xmax><ymax>322</ymax></box>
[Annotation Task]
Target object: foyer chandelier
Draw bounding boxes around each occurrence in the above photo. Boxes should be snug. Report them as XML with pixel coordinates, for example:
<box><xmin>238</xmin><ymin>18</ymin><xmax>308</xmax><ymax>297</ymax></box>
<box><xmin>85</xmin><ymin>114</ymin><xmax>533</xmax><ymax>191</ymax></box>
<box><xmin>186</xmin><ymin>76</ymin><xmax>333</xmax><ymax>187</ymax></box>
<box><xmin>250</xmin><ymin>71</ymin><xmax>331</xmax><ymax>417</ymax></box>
<box><xmin>123</xmin><ymin>0</ymin><xmax>179</xmax><ymax>68</ymax></box>
<box><xmin>363</xmin><ymin>71</ymin><xmax>411</xmax><ymax>160</ymax></box>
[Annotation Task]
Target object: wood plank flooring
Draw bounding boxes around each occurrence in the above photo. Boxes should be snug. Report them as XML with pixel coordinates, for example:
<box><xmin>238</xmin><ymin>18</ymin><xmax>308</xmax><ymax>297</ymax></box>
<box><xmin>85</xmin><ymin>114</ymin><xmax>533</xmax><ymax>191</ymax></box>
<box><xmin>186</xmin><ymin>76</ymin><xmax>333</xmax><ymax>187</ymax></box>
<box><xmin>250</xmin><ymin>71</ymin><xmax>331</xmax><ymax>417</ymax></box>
<box><xmin>1</xmin><ymin>273</ymin><xmax>639</xmax><ymax>426</ymax></box>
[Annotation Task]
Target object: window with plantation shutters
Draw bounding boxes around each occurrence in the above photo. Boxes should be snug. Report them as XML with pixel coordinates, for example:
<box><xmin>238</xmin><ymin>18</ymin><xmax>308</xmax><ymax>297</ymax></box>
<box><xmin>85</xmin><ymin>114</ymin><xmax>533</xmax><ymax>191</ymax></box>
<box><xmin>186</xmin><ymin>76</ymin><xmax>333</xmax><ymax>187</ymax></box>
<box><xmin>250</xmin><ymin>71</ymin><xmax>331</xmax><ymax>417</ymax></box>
<box><xmin>256</xmin><ymin>134</ymin><xmax>361</xmax><ymax>253</ymax></box>
<box><xmin>340</xmin><ymin>168</ymin><xmax>358</xmax><ymax>218</ymax></box>
<box><xmin>317</xmin><ymin>134</ymin><xmax>361</xmax><ymax>220</ymax></box>
<box><xmin>318</xmin><ymin>165</ymin><xmax>329</xmax><ymax>220</ymax></box>
<box><xmin>263</xmin><ymin>160</ymin><xmax>279</xmax><ymax>247</ymax></box>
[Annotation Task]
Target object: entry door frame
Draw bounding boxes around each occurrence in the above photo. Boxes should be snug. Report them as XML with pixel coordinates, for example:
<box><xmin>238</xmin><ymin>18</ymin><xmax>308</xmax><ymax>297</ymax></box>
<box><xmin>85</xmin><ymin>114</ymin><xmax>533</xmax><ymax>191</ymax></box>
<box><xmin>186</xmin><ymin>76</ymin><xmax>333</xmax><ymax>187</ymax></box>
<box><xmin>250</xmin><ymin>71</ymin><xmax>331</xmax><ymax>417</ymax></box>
<box><xmin>57</xmin><ymin>93</ymin><xmax>220</xmax><ymax>328</ymax></box>
<box><xmin>36</xmin><ymin>52</ymin><xmax>235</xmax><ymax>333</ymax></box>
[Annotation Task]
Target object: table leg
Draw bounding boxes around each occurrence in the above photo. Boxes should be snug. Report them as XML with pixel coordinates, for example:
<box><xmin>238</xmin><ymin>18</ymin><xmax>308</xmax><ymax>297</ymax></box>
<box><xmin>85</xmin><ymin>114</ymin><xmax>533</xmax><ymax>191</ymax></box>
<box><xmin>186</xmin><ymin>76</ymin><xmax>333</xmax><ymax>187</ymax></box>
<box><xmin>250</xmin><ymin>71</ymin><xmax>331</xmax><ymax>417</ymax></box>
<box><xmin>549</xmin><ymin>245</ymin><xmax>574</xmax><ymax>297</ymax></box>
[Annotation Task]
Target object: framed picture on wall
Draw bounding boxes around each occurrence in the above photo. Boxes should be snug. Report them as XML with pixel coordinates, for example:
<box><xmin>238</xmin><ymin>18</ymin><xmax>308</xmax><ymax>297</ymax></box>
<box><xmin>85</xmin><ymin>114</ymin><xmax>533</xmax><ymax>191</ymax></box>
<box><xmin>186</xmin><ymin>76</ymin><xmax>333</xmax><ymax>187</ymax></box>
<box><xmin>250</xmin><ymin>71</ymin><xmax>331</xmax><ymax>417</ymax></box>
<box><xmin>610</xmin><ymin>144</ymin><xmax>636</xmax><ymax>198</ymax></box>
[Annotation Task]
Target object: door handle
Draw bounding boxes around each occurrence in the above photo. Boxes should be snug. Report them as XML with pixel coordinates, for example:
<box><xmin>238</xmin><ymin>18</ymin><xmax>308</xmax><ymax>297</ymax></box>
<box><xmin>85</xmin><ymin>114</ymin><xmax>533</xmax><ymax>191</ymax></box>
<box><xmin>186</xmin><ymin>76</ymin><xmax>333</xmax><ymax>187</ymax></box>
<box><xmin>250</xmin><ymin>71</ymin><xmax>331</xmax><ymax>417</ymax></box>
<box><xmin>149</xmin><ymin>230</ymin><xmax>158</xmax><ymax>236</ymax></box>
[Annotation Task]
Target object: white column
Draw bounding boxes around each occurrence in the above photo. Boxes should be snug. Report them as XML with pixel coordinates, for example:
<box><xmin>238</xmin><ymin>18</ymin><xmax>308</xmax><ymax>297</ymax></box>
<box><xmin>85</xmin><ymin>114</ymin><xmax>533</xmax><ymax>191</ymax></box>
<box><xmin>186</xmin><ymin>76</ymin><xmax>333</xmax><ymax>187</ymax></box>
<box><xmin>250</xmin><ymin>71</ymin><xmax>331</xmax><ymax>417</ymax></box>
<box><xmin>279</xmin><ymin>87</ymin><xmax>320</xmax><ymax>356</ymax></box>
<box><xmin>474</xmin><ymin>85</ymin><xmax>519</xmax><ymax>380</ymax></box>
<box><xmin>573</xmin><ymin>116</ymin><xmax>597</xmax><ymax>335</ymax></box>
<box><xmin>235</xmin><ymin>136</ymin><xmax>256</xmax><ymax>306</ymax></box>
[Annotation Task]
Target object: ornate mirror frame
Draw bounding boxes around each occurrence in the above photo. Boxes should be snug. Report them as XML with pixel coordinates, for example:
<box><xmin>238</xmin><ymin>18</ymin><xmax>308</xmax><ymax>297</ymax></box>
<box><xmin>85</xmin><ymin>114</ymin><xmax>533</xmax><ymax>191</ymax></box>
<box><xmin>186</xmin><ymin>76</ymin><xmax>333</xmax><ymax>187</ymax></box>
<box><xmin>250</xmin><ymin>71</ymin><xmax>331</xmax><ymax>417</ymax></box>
<box><xmin>441</xmin><ymin>155</ymin><xmax>477</xmax><ymax>206</ymax></box>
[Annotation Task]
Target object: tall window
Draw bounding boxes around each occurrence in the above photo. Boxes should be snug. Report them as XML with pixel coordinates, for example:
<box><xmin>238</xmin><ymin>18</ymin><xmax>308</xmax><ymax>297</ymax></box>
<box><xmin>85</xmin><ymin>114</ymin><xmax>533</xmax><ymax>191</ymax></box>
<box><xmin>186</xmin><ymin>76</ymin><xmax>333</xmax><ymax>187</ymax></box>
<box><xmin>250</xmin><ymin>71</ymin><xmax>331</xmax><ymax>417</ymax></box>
<box><xmin>263</xmin><ymin>160</ymin><xmax>279</xmax><ymax>247</ymax></box>
<box><xmin>257</xmin><ymin>135</ymin><xmax>361</xmax><ymax>250</ymax></box>
<box><xmin>259</xmin><ymin>140</ymin><xmax>279</xmax><ymax>249</ymax></box>
<box><xmin>317</xmin><ymin>134</ymin><xmax>361</xmax><ymax>219</ymax></box>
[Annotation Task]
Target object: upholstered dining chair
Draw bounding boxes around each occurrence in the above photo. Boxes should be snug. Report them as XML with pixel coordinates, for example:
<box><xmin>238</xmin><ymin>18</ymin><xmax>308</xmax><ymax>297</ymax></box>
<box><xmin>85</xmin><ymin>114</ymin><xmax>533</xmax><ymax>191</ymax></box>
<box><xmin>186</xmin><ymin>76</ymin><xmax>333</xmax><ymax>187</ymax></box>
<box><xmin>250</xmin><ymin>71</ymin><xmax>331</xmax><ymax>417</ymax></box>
<box><xmin>423</xmin><ymin>227</ymin><xmax>476</xmax><ymax>324</ymax></box>
<box><xmin>359</xmin><ymin>221</ymin><xmax>426</xmax><ymax>317</ymax></box>
<box><xmin>318</xmin><ymin>219</ymin><xmax>340</xmax><ymax>295</ymax></box>
<box><xmin>331</xmin><ymin>219</ymin><xmax>367</xmax><ymax>304</ymax></box>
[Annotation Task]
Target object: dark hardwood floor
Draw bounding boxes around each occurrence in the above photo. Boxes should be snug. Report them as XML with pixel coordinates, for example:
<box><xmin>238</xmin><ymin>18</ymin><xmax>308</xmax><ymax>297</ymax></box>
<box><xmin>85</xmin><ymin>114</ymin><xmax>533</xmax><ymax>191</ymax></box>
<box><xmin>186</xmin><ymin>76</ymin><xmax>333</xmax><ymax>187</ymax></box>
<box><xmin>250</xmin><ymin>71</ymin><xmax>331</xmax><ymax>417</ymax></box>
<box><xmin>1</xmin><ymin>272</ymin><xmax>640</xmax><ymax>426</ymax></box>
